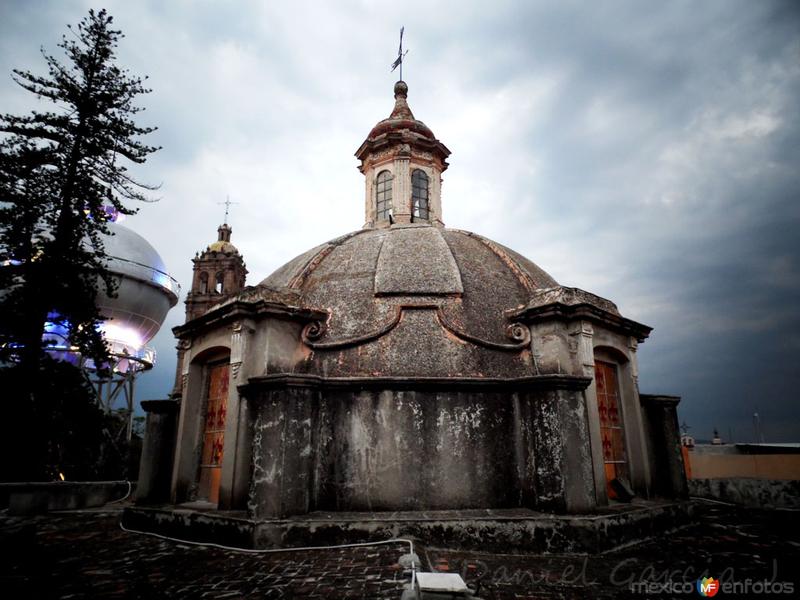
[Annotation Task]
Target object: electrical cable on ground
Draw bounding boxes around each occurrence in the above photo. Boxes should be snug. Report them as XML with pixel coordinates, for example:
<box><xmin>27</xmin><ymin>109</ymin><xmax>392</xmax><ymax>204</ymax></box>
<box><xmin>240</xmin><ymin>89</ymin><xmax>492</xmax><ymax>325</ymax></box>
<box><xmin>119</xmin><ymin>522</ymin><xmax>418</xmax><ymax>588</ymax></box>
<box><xmin>108</xmin><ymin>480</ymin><xmax>132</xmax><ymax>504</ymax></box>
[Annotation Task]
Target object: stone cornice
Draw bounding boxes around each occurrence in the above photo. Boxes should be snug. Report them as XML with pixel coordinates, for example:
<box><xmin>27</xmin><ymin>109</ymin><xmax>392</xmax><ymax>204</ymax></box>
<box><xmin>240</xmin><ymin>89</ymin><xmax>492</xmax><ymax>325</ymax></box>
<box><xmin>640</xmin><ymin>394</ymin><xmax>682</xmax><ymax>407</ymax></box>
<box><xmin>355</xmin><ymin>133</ymin><xmax>450</xmax><ymax>172</ymax></box>
<box><xmin>509</xmin><ymin>286</ymin><xmax>653</xmax><ymax>342</ymax></box>
<box><xmin>173</xmin><ymin>287</ymin><xmax>326</xmax><ymax>338</ymax></box>
<box><xmin>241</xmin><ymin>373</ymin><xmax>591</xmax><ymax>394</ymax></box>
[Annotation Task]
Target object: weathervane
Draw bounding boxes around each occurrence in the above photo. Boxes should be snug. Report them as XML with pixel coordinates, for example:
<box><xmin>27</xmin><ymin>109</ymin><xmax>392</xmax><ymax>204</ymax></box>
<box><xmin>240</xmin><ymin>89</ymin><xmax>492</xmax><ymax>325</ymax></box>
<box><xmin>218</xmin><ymin>195</ymin><xmax>238</xmax><ymax>224</ymax></box>
<box><xmin>390</xmin><ymin>26</ymin><xmax>408</xmax><ymax>81</ymax></box>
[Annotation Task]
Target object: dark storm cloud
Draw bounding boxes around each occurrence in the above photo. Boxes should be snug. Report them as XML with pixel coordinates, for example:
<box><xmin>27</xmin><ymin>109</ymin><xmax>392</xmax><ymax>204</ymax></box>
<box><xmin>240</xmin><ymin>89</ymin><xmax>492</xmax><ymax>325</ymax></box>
<box><xmin>422</xmin><ymin>0</ymin><xmax>800</xmax><ymax>440</ymax></box>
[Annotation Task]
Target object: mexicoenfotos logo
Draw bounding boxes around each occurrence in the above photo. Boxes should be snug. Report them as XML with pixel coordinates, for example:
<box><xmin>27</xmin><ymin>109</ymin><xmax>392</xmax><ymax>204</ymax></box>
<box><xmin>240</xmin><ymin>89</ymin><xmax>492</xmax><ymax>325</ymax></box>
<box><xmin>697</xmin><ymin>577</ymin><xmax>720</xmax><ymax>597</ymax></box>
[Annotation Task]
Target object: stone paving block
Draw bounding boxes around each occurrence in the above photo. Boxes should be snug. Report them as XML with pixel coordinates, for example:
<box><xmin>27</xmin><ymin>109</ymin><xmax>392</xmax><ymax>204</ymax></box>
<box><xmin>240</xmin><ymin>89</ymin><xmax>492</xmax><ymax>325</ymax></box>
<box><xmin>1</xmin><ymin>503</ymin><xmax>799</xmax><ymax>599</ymax></box>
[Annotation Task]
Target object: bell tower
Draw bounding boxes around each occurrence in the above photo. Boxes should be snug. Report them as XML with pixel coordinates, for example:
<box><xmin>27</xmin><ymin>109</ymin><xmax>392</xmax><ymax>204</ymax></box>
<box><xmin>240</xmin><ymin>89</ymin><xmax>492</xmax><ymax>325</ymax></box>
<box><xmin>355</xmin><ymin>81</ymin><xmax>451</xmax><ymax>228</ymax></box>
<box><xmin>171</xmin><ymin>223</ymin><xmax>247</xmax><ymax>399</ymax></box>
<box><xmin>185</xmin><ymin>223</ymin><xmax>247</xmax><ymax>321</ymax></box>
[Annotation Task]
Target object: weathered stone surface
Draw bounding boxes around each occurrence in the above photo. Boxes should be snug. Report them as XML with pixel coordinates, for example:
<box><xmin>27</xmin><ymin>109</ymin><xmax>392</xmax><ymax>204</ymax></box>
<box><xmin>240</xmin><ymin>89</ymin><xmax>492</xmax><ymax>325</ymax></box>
<box><xmin>640</xmin><ymin>394</ymin><xmax>688</xmax><ymax>499</ymax></box>
<box><xmin>512</xmin><ymin>286</ymin><xmax>652</xmax><ymax>343</ymax></box>
<box><xmin>137</xmin><ymin>400</ymin><xmax>179</xmax><ymax>504</ymax></box>
<box><xmin>123</xmin><ymin>501</ymin><xmax>695</xmax><ymax>554</ymax></box>
<box><xmin>524</xmin><ymin>286</ymin><xmax>621</xmax><ymax>314</ymax></box>
<box><xmin>151</xmin><ymin>79</ymin><xmax>684</xmax><ymax>528</ymax></box>
<box><xmin>243</xmin><ymin>376</ymin><xmax>590</xmax><ymax>517</ymax></box>
<box><xmin>374</xmin><ymin>225</ymin><xmax>463</xmax><ymax>296</ymax></box>
<box><xmin>3</xmin><ymin>502</ymin><xmax>798</xmax><ymax>599</ymax></box>
<box><xmin>256</xmin><ymin>226</ymin><xmax>560</xmax><ymax>379</ymax></box>
<box><xmin>0</xmin><ymin>481</ymin><xmax>132</xmax><ymax>515</ymax></box>
<box><xmin>689</xmin><ymin>478</ymin><xmax>800</xmax><ymax>508</ymax></box>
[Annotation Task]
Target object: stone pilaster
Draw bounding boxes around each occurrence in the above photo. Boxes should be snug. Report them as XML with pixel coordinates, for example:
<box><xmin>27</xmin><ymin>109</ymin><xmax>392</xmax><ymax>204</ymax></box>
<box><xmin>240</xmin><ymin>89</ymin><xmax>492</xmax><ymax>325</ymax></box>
<box><xmin>136</xmin><ymin>399</ymin><xmax>179</xmax><ymax>504</ymax></box>
<box><xmin>218</xmin><ymin>319</ymin><xmax>254</xmax><ymax>509</ymax></box>
<box><xmin>363</xmin><ymin>169</ymin><xmax>375</xmax><ymax>227</ymax></box>
<box><xmin>628</xmin><ymin>336</ymin><xmax>640</xmax><ymax>389</ymax></box>
<box><xmin>570</xmin><ymin>320</ymin><xmax>607</xmax><ymax>506</ymax></box>
<box><xmin>392</xmin><ymin>146</ymin><xmax>412</xmax><ymax>223</ymax></box>
<box><xmin>430</xmin><ymin>169</ymin><xmax>444</xmax><ymax>225</ymax></box>
<box><xmin>640</xmin><ymin>395</ymin><xmax>688</xmax><ymax>499</ymax></box>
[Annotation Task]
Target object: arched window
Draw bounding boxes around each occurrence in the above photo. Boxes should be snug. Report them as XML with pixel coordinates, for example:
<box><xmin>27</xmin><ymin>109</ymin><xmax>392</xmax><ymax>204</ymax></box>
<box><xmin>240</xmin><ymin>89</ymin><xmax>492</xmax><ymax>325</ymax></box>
<box><xmin>375</xmin><ymin>170</ymin><xmax>393</xmax><ymax>222</ymax></box>
<box><xmin>215</xmin><ymin>272</ymin><xmax>224</xmax><ymax>294</ymax></box>
<box><xmin>199</xmin><ymin>271</ymin><xmax>209</xmax><ymax>294</ymax></box>
<box><xmin>412</xmin><ymin>169</ymin><xmax>429</xmax><ymax>220</ymax></box>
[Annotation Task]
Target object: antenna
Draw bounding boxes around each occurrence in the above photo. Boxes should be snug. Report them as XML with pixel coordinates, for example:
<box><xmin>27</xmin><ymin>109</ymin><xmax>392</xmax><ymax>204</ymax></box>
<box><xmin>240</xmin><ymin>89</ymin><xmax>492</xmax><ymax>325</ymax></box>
<box><xmin>752</xmin><ymin>412</ymin><xmax>765</xmax><ymax>443</ymax></box>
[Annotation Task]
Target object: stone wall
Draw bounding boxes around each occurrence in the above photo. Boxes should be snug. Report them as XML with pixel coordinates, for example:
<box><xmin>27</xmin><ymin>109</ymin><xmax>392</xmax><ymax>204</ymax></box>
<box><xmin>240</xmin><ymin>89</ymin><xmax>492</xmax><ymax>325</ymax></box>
<box><xmin>640</xmin><ymin>394</ymin><xmax>688</xmax><ymax>499</ymax></box>
<box><xmin>136</xmin><ymin>399</ymin><xmax>179</xmax><ymax>504</ymax></box>
<box><xmin>0</xmin><ymin>481</ymin><xmax>133</xmax><ymax>515</ymax></box>
<box><xmin>245</xmin><ymin>375</ymin><xmax>594</xmax><ymax>518</ymax></box>
<box><xmin>689</xmin><ymin>478</ymin><xmax>800</xmax><ymax>509</ymax></box>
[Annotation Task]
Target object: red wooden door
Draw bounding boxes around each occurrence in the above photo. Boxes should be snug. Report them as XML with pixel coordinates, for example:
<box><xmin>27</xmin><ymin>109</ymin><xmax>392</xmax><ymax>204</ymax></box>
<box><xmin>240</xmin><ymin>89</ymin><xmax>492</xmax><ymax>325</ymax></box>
<box><xmin>594</xmin><ymin>360</ymin><xmax>628</xmax><ymax>499</ymax></box>
<box><xmin>198</xmin><ymin>362</ymin><xmax>229</xmax><ymax>504</ymax></box>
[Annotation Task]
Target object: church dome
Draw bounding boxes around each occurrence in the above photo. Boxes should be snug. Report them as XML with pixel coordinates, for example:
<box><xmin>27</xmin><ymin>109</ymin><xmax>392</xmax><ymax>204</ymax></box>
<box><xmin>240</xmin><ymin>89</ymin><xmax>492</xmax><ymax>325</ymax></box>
<box><xmin>207</xmin><ymin>240</ymin><xmax>239</xmax><ymax>254</ymax></box>
<box><xmin>260</xmin><ymin>223</ymin><xmax>558</xmax><ymax>377</ymax></box>
<box><xmin>204</xmin><ymin>223</ymin><xmax>239</xmax><ymax>255</ymax></box>
<box><xmin>245</xmin><ymin>81</ymin><xmax>569</xmax><ymax>379</ymax></box>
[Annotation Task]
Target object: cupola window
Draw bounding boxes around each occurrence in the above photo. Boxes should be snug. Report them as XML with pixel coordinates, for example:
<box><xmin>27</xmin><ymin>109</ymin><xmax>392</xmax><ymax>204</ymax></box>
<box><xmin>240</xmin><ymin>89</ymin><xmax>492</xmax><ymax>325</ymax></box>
<box><xmin>376</xmin><ymin>170</ymin><xmax>393</xmax><ymax>222</ymax></box>
<box><xmin>412</xmin><ymin>169</ymin><xmax>429</xmax><ymax>220</ymax></box>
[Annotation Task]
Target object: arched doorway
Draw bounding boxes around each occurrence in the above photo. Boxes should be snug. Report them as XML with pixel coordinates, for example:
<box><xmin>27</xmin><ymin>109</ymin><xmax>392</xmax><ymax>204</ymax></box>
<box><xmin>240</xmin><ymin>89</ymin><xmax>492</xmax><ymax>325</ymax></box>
<box><xmin>198</xmin><ymin>360</ymin><xmax>230</xmax><ymax>503</ymax></box>
<box><xmin>594</xmin><ymin>359</ymin><xmax>629</xmax><ymax>499</ymax></box>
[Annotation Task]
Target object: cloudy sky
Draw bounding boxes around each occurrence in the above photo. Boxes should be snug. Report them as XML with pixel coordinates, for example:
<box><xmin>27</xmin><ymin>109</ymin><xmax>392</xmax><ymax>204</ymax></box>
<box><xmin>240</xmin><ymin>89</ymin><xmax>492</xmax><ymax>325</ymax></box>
<box><xmin>2</xmin><ymin>1</ymin><xmax>798</xmax><ymax>442</ymax></box>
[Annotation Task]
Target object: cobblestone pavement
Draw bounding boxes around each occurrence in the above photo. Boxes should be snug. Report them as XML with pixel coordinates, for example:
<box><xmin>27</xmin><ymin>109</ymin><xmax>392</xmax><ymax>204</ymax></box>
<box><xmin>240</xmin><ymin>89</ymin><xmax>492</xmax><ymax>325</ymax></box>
<box><xmin>1</xmin><ymin>501</ymin><xmax>798</xmax><ymax>599</ymax></box>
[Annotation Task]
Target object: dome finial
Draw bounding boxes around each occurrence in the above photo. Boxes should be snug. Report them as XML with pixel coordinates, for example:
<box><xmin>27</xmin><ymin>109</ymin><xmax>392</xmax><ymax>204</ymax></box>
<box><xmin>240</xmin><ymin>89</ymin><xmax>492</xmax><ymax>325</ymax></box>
<box><xmin>390</xmin><ymin>80</ymin><xmax>414</xmax><ymax>120</ymax></box>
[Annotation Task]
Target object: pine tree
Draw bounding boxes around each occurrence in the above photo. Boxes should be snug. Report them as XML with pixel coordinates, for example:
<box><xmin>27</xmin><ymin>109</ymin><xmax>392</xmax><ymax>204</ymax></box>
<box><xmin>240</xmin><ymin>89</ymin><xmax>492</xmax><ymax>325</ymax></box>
<box><xmin>0</xmin><ymin>9</ymin><xmax>159</xmax><ymax>480</ymax></box>
<box><xmin>0</xmin><ymin>8</ymin><xmax>159</xmax><ymax>373</ymax></box>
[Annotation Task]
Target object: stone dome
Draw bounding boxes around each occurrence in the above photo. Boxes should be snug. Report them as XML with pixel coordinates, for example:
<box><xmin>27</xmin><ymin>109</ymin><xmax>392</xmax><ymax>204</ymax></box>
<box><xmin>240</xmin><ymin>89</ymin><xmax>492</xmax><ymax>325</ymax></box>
<box><xmin>204</xmin><ymin>223</ymin><xmax>239</xmax><ymax>255</ymax></box>
<box><xmin>260</xmin><ymin>223</ymin><xmax>558</xmax><ymax>378</ymax></box>
<box><xmin>207</xmin><ymin>240</ymin><xmax>239</xmax><ymax>254</ymax></box>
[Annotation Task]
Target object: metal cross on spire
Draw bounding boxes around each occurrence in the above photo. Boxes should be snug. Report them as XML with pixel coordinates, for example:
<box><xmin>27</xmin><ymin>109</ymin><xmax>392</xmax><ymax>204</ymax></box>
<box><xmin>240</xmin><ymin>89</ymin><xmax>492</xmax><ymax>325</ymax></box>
<box><xmin>218</xmin><ymin>195</ymin><xmax>239</xmax><ymax>224</ymax></box>
<box><xmin>390</xmin><ymin>26</ymin><xmax>408</xmax><ymax>81</ymax></box>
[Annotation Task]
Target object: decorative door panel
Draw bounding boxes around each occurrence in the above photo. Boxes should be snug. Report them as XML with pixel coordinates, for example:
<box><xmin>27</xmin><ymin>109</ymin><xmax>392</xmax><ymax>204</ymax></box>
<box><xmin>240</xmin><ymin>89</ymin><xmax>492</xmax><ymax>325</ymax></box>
<box><xmin>595</xmin><ymin>360</ymin><xmax>628</xmax><ymax>499</ymax></box>
<box><xmin>198</xmin><ymin>362</ymin><xmax>229</xmax><ymax>504</ymax></box>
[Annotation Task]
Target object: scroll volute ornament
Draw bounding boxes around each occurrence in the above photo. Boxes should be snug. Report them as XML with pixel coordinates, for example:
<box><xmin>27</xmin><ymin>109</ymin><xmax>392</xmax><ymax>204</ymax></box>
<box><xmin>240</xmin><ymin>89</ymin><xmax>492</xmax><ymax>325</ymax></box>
<box><xmin>302</xmin><ymin>319</ymin><xmax>328</xmax><ymax>345</ymax></box>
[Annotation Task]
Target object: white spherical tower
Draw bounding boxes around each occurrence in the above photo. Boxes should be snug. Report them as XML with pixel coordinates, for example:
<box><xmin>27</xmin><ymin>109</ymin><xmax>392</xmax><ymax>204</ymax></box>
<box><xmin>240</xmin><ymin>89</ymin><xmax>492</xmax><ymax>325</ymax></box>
<box><xmin>94</xmin><ymin>221</ymin><xmax>180</xmax><ymax>367</ymax></box>
<box><xmin>44</xmin><ymin>217</ymin><xmax>180</xmax><ymax>439</ymax></box>
<box><xmin>92</xmin><ymin>220</ymin><xmax>179</xmax><ymax>439</ymax></box>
